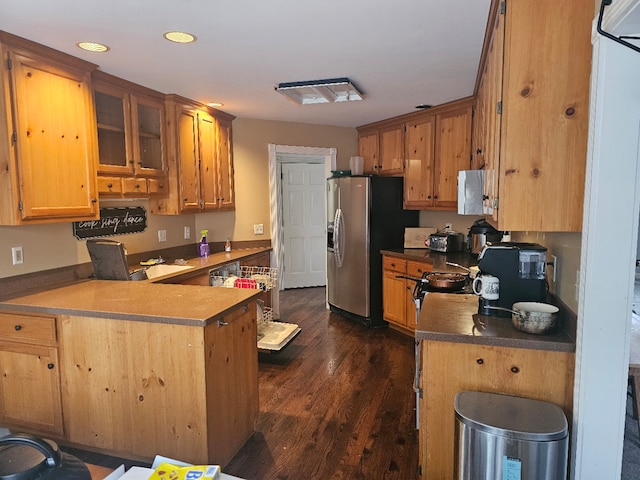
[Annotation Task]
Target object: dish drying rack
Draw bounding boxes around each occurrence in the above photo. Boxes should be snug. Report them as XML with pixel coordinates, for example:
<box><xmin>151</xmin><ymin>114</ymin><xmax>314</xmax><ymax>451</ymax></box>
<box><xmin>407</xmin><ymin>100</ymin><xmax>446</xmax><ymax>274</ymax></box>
<box><xmin>210</xmin><ymin>265</ymin><xmax>300</xmax><ymax>352</ymax></box>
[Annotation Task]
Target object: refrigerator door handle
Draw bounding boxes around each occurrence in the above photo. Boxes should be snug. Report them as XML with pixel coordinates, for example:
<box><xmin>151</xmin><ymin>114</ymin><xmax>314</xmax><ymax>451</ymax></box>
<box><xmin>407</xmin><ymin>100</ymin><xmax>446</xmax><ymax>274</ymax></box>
<box><xmin>334</xmin><ymin>208</ymin><xmax>345</xmax><ymax>268</ymax></box>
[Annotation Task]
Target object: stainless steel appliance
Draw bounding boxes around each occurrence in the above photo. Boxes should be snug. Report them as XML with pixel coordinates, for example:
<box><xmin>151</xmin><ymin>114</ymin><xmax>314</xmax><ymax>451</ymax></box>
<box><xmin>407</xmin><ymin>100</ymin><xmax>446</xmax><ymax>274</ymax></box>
<box><xmin>428</xmin><ymin>231</ymin><xmax>465</xmax><ymax>252</ymax></box>
<box><xmin>476</xmin><ymin>242</ymin><xmax>547</xmax><ymax>317</ymax></box>
<box><xmin>467</xmin><ymin>218</ymin><xmax>503</xmax><ymax>254</ymax></box>
<box><xmin>327</xmin><ymin>176</ymin><xmax>418</xmax><ymax>327</ymax></box>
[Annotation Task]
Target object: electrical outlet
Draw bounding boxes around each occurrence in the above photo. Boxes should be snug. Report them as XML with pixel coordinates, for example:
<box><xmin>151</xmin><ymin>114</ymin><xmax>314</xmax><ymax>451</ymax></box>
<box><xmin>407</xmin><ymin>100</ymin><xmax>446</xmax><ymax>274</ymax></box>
<box><xmin>11</xmin><ymin>246</ymin><xmax>23</xmax><ymax>265</ymax></box>
<box><xmin>184</xmin><ymin>226</ymin><xmax>190</xmax><ymax>240</ymax></box>
<box><xmin>254</xmin><ymin>223</ymin><xmax>264</xmax><ymax>235</ymax></box>
<box><xmin>445</xmin><ymin>223</ymin><xmax>452</xmax><ymax>231</ymax></box>
<box><xmin>158</xmin><ymin>229</ymin><xmax>167</xmax><ymax>242</ymax></box>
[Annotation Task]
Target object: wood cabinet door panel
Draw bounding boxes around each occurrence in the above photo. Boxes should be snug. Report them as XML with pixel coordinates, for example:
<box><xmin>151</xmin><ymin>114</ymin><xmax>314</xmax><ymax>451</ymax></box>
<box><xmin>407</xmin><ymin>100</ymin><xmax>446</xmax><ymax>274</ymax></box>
<box><xmin>177</xmin><ymin>109</ymin><xmax>201</xmax><ymax>212</ymax></box>
<box><xmin>358</xmin><ymin>131</ymin><xmax>379</xmax><ymax>174</ymax></box>
<box><xmin>216</xmin><ymin>118</ymin><xmax>234</xmax><ymax>210</ymax></box>
<box><xmin>434</xmin><ymin>106</ymin><xmax>472</xmax><ymax>209</ymax></box>
<box><xmin>131</xmin><ymin>95</ymin><xmax>166</xmax><ymax>177</ymax></box>
<box><xmin>382</xmin><ymin>257</ymin><xmax>408</xmax><ymax>327</ymax></box>
<box><xmin>10</xmin><ymin>51</ymin><xmax>98</xmax><ymax>220</ymax></box>
<box><xmin>420</xmin><ymin>340</ymin><xmax>574</xmax><ymax>479</ymax></box>
<box><xmin>379</xmin><ymin>124</ymin><xmax>404</xmax><ymax>175</ymax></box>
<box><xmin>0</xmin><ymin>341</ymin><xmax>62</xmax><ymax>435</ymax></box>
<box><xmin>204</xmin><ymin>303</ymin><xmax>258</xmax><ymax>465</ymax></box>
<box><xmin>404</xmin><ymin>117</ymin><xmax>435</xmax><ymax>208</ymax></box>
<box><xmin>59</xmin><ymin>316</ymin><xmax>209</xmax><ymax>463</ymax></box>
<box><xmin>198</xmin><ymin>112</ymin><xmax>218</xmax><ymax>210</ymax></box>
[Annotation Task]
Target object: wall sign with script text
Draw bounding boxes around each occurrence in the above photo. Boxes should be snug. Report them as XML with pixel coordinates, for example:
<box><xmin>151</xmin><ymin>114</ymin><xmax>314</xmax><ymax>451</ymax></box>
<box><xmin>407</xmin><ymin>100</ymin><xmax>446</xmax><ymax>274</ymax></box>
<box><xmin>73</xmin><ymin>207</ymin><xmax>147</xmax><ymax>239</ymax></box>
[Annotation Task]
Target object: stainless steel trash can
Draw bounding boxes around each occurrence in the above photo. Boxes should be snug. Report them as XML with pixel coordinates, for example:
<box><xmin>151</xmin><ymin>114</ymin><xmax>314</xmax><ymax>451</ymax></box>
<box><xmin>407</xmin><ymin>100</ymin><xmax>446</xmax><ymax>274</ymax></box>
<box><xmin>454</xmin><ymin>391</ymin><xmax>568</xmax><ymax>480</ymax></box>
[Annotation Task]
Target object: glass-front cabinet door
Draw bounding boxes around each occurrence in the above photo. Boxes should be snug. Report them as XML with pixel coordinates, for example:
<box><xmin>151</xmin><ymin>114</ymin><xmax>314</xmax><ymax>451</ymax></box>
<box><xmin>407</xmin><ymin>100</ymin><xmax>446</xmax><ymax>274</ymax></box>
<box><xmin>92</xmin><ymin>71</ymin><xmax>166</xmax><ymax>178</ymax></box>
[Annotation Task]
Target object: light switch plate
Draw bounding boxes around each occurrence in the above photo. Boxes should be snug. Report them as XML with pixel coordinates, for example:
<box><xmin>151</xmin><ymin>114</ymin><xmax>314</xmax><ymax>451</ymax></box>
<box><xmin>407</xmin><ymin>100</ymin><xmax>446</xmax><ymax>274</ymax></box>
<box><xmin>158</xmin><ymin>230</ymin><xmax>167</xmax><ymax>242</ymax></box>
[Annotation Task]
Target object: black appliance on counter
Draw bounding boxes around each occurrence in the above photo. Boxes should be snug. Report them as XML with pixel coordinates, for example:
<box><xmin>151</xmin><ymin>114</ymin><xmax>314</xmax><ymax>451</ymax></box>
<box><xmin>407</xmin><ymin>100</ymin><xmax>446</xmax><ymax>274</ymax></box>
<box><xmin>0</xmin><ymin>433</ymin><xmax>90</xmax><ymax>480</ymax></box>
<box><xmin>477</xmin><ymin>242</ymin><xmax>547</xmax><ymax>317</ymax></box>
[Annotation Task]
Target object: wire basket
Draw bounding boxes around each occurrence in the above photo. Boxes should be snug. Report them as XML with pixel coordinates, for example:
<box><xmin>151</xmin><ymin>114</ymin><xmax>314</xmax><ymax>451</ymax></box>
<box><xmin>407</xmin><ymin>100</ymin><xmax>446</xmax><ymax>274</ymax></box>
<box><xmin>210</xmin><ymin>266</ymin><xmax>277</xmax><ymax>291</ymax></box>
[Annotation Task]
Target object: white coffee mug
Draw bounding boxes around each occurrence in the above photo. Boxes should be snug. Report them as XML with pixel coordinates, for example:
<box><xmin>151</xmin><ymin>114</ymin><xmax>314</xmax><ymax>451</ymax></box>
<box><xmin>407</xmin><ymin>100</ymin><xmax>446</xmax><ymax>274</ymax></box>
<box><xmin>472</xmin><ymin>275</ymin><xmax>500</xmax><ymax>300</ymax></box>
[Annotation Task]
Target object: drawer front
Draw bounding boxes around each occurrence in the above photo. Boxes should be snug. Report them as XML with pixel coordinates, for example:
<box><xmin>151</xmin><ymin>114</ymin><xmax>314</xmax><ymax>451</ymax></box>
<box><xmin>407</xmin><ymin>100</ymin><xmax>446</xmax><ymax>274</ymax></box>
<box><xmin>0</xmin><ymin>313</ymin><xmax>57</xmax><ymax>345</ymax></box>
<box><xmin>148</xmin><ymin>178</ymin><xmax>168</xmax><ymax>195</ymax></box>
<box><xmin>383</xmin><ymin>256</ymin><xmax>407</xmax><ymax>274</ymax></box>
<box><xmin>97</xmin><ymin>176</ymin><xmax>123</xmax><ymax>194</ymax></box>
<box><xmin>407</xmin><ymin>260</ymin><xmax>432</xmax><ymax>278</ymax></box>
<box><xmin>122</xmin><ymin>177</ymin><xmax>149</xmax><ymax>195</ymax></box>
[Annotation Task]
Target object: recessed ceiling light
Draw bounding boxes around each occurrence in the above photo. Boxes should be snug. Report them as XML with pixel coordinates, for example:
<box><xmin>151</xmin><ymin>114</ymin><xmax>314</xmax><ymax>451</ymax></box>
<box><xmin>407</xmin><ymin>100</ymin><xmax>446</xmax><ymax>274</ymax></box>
<box><xmin>76</xmin><ymin>42</ymin><xmax>110</xmax><ymax>53</ymax></box>
<box><xmin>163</xmin><ymin>31</ymin><xmax>197</xmax><ymax>44</ymax></box>
<box><xmin>207</xmin><ymin>102</ymin><xmax>224</xmax><ymax>108</ymax></box>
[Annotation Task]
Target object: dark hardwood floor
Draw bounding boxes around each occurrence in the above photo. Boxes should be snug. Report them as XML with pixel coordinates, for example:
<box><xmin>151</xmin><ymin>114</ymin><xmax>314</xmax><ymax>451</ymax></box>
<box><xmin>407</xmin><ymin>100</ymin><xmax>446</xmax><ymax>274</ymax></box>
<box><xmin>64</xmin><ymin>286</ymin><xmax>419</xmax><ymax>479</ymax></box>
<box><xmin>224</xmin><ymin>287</ymin><xmax>418</xmax><ymax>479</ymax></box>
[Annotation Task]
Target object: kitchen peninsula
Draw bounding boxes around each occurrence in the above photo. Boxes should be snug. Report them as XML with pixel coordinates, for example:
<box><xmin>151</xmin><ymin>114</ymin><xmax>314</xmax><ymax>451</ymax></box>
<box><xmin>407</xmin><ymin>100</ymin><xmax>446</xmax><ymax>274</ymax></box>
<box><xmin>0</xmin><ymin>248</ymin><xmax>271</xmax><ymax>467</ymax></box>
<box><xmin>416</xmin><ymin>292</ymin><xmax>576</xmax><ymax>478</ymax></box>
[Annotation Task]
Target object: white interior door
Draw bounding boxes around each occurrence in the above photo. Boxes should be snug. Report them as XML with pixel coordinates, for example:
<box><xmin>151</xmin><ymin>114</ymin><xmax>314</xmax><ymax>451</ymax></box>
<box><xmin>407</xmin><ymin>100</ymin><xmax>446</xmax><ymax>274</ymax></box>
<box><xmin>281</xmin><ymin>163</ymin><xmax>326</xmax><ymax>289</ymax></box>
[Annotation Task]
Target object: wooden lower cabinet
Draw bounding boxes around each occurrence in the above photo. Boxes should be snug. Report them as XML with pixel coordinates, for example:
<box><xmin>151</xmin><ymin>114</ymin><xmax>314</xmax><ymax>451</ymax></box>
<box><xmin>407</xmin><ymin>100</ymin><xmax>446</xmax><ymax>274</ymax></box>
<box><xmin>0</xmin><ymin>312</ymin><xmax>63</xmax><ymax>436</ymax></box>
<box><xmin>382</xmin><ymin>255</ymin><xmax>432</xmax><ymax>332</ymax></box>
<box><xmin>419</xmin><ymin>340</ymin><xmax>574</xmax><ymax>479</ymax></box>
<box><xmin>58</xmin><ymin>302</ymin><xmax>258</xmax><ymax>466</ymax></box>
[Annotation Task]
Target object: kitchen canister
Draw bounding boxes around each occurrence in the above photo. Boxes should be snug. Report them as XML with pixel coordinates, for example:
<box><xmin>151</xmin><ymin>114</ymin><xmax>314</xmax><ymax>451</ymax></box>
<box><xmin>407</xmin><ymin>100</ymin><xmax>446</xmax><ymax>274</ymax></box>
<box><xmin>349</xmin><ymin>156</ymin><xmax>364</xmax><ymax>175</ymax></box>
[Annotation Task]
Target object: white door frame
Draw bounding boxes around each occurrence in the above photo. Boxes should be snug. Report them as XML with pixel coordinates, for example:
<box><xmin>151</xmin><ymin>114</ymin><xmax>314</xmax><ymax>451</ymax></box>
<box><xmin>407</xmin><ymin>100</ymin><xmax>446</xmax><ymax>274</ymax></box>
<box><xmin>268</xmin><ymin>144</ymin><xmax>337</xmax><ymax>297</ymax></box>
<box><xmin>571</xmin><ymin>25</ymin><xmax>640</xmax><ymax>478</ymax></box>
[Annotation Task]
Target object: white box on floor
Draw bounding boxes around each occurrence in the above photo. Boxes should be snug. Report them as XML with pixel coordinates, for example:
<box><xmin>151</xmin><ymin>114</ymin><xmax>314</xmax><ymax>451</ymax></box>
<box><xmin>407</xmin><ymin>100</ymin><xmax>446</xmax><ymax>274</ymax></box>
<box><xmin>104</xmin><ymin>455</ymin><xmax>244</xmax><ymax>480</ymax></box>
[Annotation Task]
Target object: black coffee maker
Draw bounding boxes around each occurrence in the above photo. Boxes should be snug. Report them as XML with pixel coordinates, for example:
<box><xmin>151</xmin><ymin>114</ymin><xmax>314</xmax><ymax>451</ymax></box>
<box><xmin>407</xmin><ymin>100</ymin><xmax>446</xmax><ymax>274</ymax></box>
<box><xmin>476</xmin><ymin>242</ymin><xmax>548</xmax><ymax>317</ymax></box>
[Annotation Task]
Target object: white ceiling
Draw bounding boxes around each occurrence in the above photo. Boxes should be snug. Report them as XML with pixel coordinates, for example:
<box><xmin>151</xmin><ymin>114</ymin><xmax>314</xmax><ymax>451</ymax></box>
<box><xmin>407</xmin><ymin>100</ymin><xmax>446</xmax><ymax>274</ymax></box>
<box><xmin>0</xmin><ymin>0</ymin><xmax>492</xmax><ymax>128</ymax></box>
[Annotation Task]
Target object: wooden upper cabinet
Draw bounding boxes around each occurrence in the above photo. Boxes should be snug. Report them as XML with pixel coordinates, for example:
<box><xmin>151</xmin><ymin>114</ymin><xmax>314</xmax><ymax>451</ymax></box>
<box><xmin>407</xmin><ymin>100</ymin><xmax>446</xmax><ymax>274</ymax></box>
<box><xmin>150</xmin><ymin>95</ymin><xmax>235</xmax><ymax>215</ymax></box>
<box><xmin>402</xmin><ymin>98</ymin><xmax>473</xmax><ymax>210</ymax></box>
<box><xmin>357</xmin><ymin>129</ymin><xmax>378</xmax><ymax>174</ymax></box>
<box><xmin>216</xmin><ymin>116</ymin><xmax>235</xmax><ymax>210</ymax></box>
<box><xmin>433</xmin><ymin>104</ymin><xmax>472</xmax><ymax>209</ymax></box>
<box><xmin>477</xmin><ymin>0</ymin><xmax>591</xmax><ymax>232</ymax></box>
<box><xmin>403</xmin><ymin>116</ymin><xmax>436</xmax><ymax>208</ymax></box>
<box><xmin>92</xmin><ymin>71</ymin><xmax>167</xmax><ymax>179</ymax></box>
<box><xmin>0</xmin><ymin>31</ymin><xmax>99</xmax><ymax>225</ymax></box>
<box><xmin>378</xmin><ymin>123</ymin><xmax>405</xmax><ymax>175</ymax></box>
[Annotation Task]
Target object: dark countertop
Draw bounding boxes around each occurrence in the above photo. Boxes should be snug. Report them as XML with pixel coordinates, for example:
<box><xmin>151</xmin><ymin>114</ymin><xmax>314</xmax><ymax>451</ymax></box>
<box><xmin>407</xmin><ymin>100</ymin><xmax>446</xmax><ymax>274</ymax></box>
<box><xmin>416</xmin><ymin>292</ymin><xmax>576</xmax><ymax>353</ymax></box>
<box><xmin>0</xmin><ymin>248</ymin><xmax>271</xmax><ymax>326</ymax></box>
<box><xmin>380</xmin><ymin>248</ymin><xmax>478</xmax><ymax>272</ymax></box>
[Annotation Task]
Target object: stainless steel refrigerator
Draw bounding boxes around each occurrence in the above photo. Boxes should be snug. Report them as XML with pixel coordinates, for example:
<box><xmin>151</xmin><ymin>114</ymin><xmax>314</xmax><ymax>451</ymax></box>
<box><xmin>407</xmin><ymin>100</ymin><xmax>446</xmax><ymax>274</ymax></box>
<box><xmin>327</xmin><ymin>175</ymin><xmax>418</xmax><ymax>327</ymax></box>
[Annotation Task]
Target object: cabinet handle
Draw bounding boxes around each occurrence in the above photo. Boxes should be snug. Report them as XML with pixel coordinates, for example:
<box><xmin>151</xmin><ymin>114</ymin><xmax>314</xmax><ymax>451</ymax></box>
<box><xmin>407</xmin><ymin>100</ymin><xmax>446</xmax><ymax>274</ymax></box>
<box><xmin>135</xmin><ymin>184</ymin><xmax>141</xmax><ymax>189</ymax></box>
<box><xmin>476</xmin><ymin>358</ymin><xmax>484</xmax><ymax>364</ymax></box>
<box><xmin>510</xmin><ymin>366</ymin><xmax>520</xmax><ymax>374</ymax></box>
<box><xmin>218</xmin><ymin>320</ymin><xmax>229</xmax><ymax>327</ymax></box>
<box><xmin>482</xmin><ymin>195</ymin><xmax>489</xmax><ymax>200</ymax></box>
<box><xmin>14</xmin><ymin>324</ymin><xmax>22</xmax><ymax>331</ymax></box>
<box><xmin>433</xmin><ymin>195</ymin><xmax>438</xmax><ymax>199</ymax></box>
<box><xmin>158</xmin><ymin>184</ymin><xmax>164</xmax><ymax>189</ymax></box>
<box><xmin>476</xmin><ymin>148</ymin><xmax>482</xmax><ymax>154</ymax></box>
<box><xmin>47</xmin><ymin>363</ymin><xmax>54</xmax><ymax>369</ymax></box>
<box><xmin>91</xmin><ymin>198</ymin><xmax>97</xmax><ymax>203</ymax></box>
<box><xmin>107</xmin><ymin>183</ymin><xmax>113</xmax><ymax>188</ymax></box>
<box><xmin>243</xmin><ymin>305</ymin><xmax>249</xmax><ymax>313</ymax></box>
<box><xmin>128</xmin><ymin>160</ymin><xmax>134</xmax><ymax>164</ymax></box>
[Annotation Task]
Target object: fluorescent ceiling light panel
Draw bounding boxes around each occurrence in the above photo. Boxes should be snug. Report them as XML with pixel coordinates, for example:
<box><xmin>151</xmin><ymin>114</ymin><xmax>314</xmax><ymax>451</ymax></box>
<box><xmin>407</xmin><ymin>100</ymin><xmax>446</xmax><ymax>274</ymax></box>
<box><xmin>275</xmin><ymin>77</ymin><xmax>364</xmax><ymax>105</ymax></box>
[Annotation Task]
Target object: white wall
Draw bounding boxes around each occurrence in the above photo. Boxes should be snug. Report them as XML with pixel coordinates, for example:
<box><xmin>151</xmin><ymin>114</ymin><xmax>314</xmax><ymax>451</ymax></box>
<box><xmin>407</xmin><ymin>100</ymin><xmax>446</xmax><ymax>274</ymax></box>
<box><xmin>572</xmin><ymin>31</ymin><xmax>640</xmax><ymax>478</ymax></box>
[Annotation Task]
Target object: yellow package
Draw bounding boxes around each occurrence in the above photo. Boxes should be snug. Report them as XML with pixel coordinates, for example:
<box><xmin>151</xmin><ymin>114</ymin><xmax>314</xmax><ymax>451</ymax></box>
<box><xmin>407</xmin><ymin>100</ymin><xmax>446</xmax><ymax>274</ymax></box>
<box><xmin>148</xmin><ymin>462</ymin><xmax>221</xmax><ymax>480</ymax></box>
